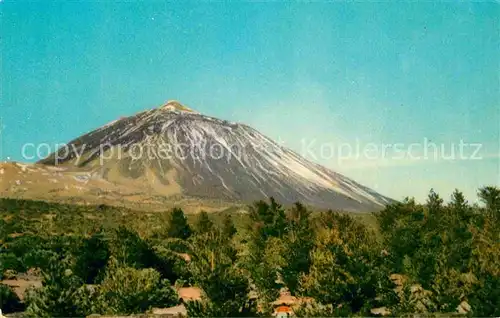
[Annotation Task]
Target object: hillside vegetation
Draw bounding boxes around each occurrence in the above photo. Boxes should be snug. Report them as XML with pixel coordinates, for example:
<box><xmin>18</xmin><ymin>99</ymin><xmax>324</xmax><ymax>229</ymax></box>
<box><xmin>0</xmin><ymin>186</ymin><xmax>499</xmax><ymax>317</ymax></box>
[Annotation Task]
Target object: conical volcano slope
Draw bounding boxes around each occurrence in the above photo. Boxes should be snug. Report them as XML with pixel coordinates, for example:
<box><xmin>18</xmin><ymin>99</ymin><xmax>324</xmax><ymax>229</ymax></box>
<box><xmin>39</xmin><ymin>101</ymin><xmax>392</xmax><ymax>211</ymax></box>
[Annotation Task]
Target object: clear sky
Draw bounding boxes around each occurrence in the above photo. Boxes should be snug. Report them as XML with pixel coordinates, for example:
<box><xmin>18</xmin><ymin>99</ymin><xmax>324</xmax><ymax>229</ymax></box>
<box><xmin>1</xmin><ymin>1</ymin><xmax>499</xmax><ymax>202</ymax></box>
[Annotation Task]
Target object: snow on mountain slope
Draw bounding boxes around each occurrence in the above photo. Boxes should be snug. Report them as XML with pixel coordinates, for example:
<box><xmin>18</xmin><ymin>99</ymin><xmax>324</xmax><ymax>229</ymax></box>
<box><xmin>39</xmin><ymin>101</ymin><xmax>392</xmax><ymax>211</ymax></box>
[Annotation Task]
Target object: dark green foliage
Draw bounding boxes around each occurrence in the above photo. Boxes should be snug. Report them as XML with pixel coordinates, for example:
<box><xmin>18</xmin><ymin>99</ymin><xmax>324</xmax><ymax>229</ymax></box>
<box><xmin>24</xmin><ymin>256</ymin><xmax>178</xmax><ymax>317</ymax></box>
<box><xmin>294</xmin><ymin>304</ymin><xmax>353</xmax><ymax>317</ymax></box>
<box><xmin>21</xmin><ymin>249</ymin><xmax>59</xmax><ymax>273</ymax></box>
<box><xmin>167</xmin><ymin>208</ymin><xmax>192</xmax><ymax>239</ymax></box>
<box><xmin>109</xmin><ymin>226</ymin><xmax>153</xmax><ymax>268</ymax></box>
<box><xmin>248</xmin><ymin>197</ymin><xmax>287</xmax><ymax>243</ymax></box>
<box><xmin>195</xmin><ymin>211</ymin><xmax>214</xmax><ymax>234</ymax></box>
<box><xmin>187</xmin><ymin>227</ymin><xmax>257</xmax><ymax>317</ymax></box>
<box><xmin>1</xmin><ymin>234</ymin><xmax>78</xmax><ymax>273</ymax></box>
<box><xmin>376</xmin><ymin>197</ymin><xmax>426</xmax><ymax>275</ymax></box>
<box><xmin>281</xmin><ymin>202</ymin><xmax>314</xmax><ymax>294</ymax></box>
<box><xmin>478</xmin><ymin>186</ymin><xmax>500</xmax><ymax>210</ymax></box>
<box><xmin>109</xmin><ymin>226</ymin><xmax>180</xmax><ymax>283</ymax></box>
<box><xmin>375</xmin><ymin>188</ymin><xmax>500</xmax><ymax>316</ymax></box>
<box><xmin>1</xmin><ymin>186</ymin><xmax>499</xmax><ymax>316</ymax></box>
<box><xmin>0</xmin><ymin>283</ymin><xmax>23</xmax><ymax>313</ymax></box>
<box><xmin>74</xmin><ymin>230</ymin><xmax>110</xmax><ymax>284</ymax></box>
<box><xmin>221</xmin><ymin>214</ymin><xmax>237</xmax><ymax>238</ymax></box>
<box><xmin>0</xmin><ymin>253</ymin><xmax>23</xmax><ymax>274</ymax></box>
<box><xmin>95</xmin><ymin>257</ymin><xmax>178</xmax><ymax>315</ymax></box>
<box><xmin>186</xmin><ymin>297</ymin><xmax>258</xmax><ymax>318</ymax></box>
<box><xmin>426</xmin><ymin>188</ymin><xmax>444</xmax><ymax>212</ymax></box>
<box><xmin>301</xmin><ymin>211</ymin><xmax>396</xmax><ymax>315</ymax></box>
<box><xmin>190</xmin><ymin>263</ymin><xmax>250</xmax><ymax>307</ymax></box>
<box><xmin>243</xmin><ymin>198</ymin><xmax>288</xmax><ymax>306</ymax></box>
<box><xmin>152</xmin><ymin>243</ymin><xmax>192</xmax><ymax>282</ymax></box>
<box><xmin>449</xmin><ymin>188</ymin><xmax>468</xmax><ymax>211</ymax></box>
<box><xmin>478</xmin><ymin>185</ymin><xmax>500</xmax><ymax>222</ymax></box>
<box><xmin>469</xmin><ymin>273</ymin><xmax>500</xmax><ymax>316</ymax></box>
<box><xmin>24</xmin><ymin>258</ymin><xmax>91</xmax><ymax>317</ymax></box>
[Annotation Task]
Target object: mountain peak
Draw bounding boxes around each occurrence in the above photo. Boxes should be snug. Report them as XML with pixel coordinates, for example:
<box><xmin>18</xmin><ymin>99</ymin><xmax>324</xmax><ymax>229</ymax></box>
<box><xmin>37</xmin><ymin>101</ymin><xmax>393</xmax><ymax>211</ymax></box>
<box><xmin>160</xmin><ymin>100</ymin><xmax>197</xmax><ymax>113</ymax></box>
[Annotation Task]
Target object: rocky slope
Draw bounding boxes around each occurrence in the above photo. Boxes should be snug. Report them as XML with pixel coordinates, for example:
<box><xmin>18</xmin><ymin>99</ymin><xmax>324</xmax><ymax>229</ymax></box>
<box><xmin>34</xmin><ymin>101</ymin><xmax>392</xmax><ymax>211</ymax></box>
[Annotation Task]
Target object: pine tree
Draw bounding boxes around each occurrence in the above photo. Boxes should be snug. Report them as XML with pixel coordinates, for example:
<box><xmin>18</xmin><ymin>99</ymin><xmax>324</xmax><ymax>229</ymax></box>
<box><xmin>426</xmin><ymin>188</ymin><xmax>444</xmax><ymax>213</ymax></box>
<box><xmin>221</xmin><ymin>214</ymin><xmax>237</xmax><ymax>239</ymax></box>
<box><xmin>248</xmin><ymin>197</ymin><xmax>287</xmax><ymax>244</ymax></box>
<box><xmin>195</xmin><ymin>211</ymin><xmax>214</xmax><ymax>235</ymax></box>
<box><xmin>167</xmin><ymin>208</ymin><xmax>192</xmax><ymax>240</ymax></box>
<box><xmin>74</xmin><ymin>230</ymin><xmax>110</xmax><ymax>284</ymax></box>
<box><xmin>282</xmin><ymin>202</ymin><xmax>313</xmax><ymax>294</ymax></box>
<box><xmin>478</xmin><ymin>186</ymin><xmax>500</xmax><ymax>220</ymax></box>
<box><xmin>450</xmin><ymin>189</ymin><xmax>468</xmax><ymax>211</ymax></box>
<box><xmin>187</xmin><ymin>229</ymin><xmax>256</xmax><ymax>317</ymax></box>
<box><xmin>445</xmin><ymin>189</ymin><xmax>473</xmax><ymax>270</ymax></box>
<box><xmin>110</xmin><ymin>226</ymin><xmax>156</xmax><ymax>268</ymax></box>
<box><xmin>244</xmin><ymin>197</ymin><xmax>288</xmax><ymax>308</ymax></box>
<box><xmin>448</xmin><ymin>189</ymin><xmax>472</xmax><ymax>224</ymax></box>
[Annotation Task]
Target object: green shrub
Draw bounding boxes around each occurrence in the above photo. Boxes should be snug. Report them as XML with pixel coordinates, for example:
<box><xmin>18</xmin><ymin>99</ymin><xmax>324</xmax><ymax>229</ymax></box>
<box><xmin>24</xmin><ymin>259</ymin><xmax>92</xmax><ymax>317</ymax></box>
<box><xmin>0</xmin><ymin>283</ymin><xmax>23</xmax><ymax>313</ymax></box>
<box><xmin>74</xmin><ymin>231</ymin><xmax>110</xmax><ymax>284</ymax></box>
<box><xmin>95</xmin><ymin>257</ymin><xmax>178</xmax><ymax>315</ymax></box>
<box><xmin>152</xmin><ymin>244</ymin><xmax>191</xmax><ymax>283</ymax></box>
<box><xmin>167</xmin><ymin>208</ymin><xmax>192</xmax><ymax>239</ymax></box>
<box><xmin>109</xmin><ymin>226</ymin><xmax>155</xmax><ymax>268</ymax></box>
<box><xmin>21</xmin><ymin>249</ymin><xmax>58</xmax><ymax>272</ymax></box>
<box><xmin>0</xmin><ymin>252</ymin><xmax>22</xmax><ymax>273</ymax></box>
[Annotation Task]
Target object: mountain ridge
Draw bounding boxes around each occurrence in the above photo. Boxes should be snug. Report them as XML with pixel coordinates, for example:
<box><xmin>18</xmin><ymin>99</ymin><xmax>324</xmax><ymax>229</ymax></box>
<box><xmin>34</xmin><ymin>101</ymin><xmax>392</xmax><ymax>212</ymax></box>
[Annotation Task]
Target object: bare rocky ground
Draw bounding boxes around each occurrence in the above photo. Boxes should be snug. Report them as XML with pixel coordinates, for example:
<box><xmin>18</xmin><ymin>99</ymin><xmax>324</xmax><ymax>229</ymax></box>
<box><xmin>0</xmin><ymin>162</ymin><xmax>242</xmax><ymax>214</ymax></box>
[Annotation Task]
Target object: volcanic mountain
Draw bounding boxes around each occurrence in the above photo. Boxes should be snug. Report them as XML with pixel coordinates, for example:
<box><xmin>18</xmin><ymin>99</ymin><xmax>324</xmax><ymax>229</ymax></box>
<box><xmin>29</xmin><ymin>101</ymin><xmax>391</xmax><ymax>211</ymax></box>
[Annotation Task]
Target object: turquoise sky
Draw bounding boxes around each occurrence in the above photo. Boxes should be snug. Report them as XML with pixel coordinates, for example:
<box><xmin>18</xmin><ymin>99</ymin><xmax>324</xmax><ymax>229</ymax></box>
<box><xmin>1</xmin><ymin>1</ymin><xmax>499</xmax><ymax>202</ymax></box>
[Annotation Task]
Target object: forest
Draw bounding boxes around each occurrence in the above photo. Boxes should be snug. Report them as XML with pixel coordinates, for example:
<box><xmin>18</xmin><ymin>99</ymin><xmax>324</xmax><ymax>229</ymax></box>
<box><xmin>0</xmin><ymin>186</ymin><xmax>499</xmax><ymax>317</ymax></box>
